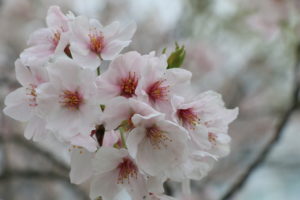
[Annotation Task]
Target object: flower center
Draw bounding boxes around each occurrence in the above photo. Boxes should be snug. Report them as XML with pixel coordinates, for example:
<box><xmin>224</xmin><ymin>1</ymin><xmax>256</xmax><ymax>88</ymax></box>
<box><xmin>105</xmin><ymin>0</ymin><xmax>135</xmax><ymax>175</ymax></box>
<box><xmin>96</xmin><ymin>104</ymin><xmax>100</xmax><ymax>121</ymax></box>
<box><xmin>117</xmin><ymin>158</ymin><xmax>138</xmax><ymax>184</ymax></box>
<box><xmin>120</xmin><ymin>72</ymin><xmax>138</xmax><ymax>98</ymax></box>
<box><xmin>177</xmin><ymin>108</ymin><xmax>199</xmax><ymax>129</ymax></box>
<box><xmin>26</xmin><ymin>84</ymin><xmax>37</xmax><ymax>107</ymax></box>
<box><xmin>60</xmin><ymin>90</ymin><xmax>83</xmax><ymax>110</ymax></box>
<box><xmin>52</xmin><ymin>31</ymin><xmax>61</xmax><ymax>48</ymax></box>
<box><xmin>148</xmin><ymin>80</ymin><xmax>169</xmax><ymax>102</ymax></box>
<box><xmin>89</xmin><ymin>31</ymin><xmax>104</xmax><ymax>54</ymax></box>
<box><xmin>146</xmin><ymin>126</ymin><xmax>172</xmax><ymax>149</ymax></box>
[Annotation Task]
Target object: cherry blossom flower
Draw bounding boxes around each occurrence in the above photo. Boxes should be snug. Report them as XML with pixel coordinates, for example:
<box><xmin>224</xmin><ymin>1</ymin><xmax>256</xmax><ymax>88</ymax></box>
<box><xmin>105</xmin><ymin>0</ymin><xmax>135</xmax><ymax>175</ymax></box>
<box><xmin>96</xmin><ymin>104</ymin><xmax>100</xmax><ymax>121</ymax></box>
<box><xmin>163</xmin><ymin>150</ymin><xmax>215</xmax><ymax>182</ymax></box>
<box><xmin>36</xmin><ymin>57</ymin><xmax>101</xmax><ymax>142</ymax></box>
<box><xmin>69</xmin><ymin>129</ymin><xmax>122</xmax><ymax>185</ymax></box>
<box><xmin>3</xmin><ymin>59</ymin><xmax>49</xmax><ymax>140</ymax></box>
<box><xmin>96</xmin><ymin>51</ymin><xmax>146</xmax><ymax>103</ymax></box>
<box><xmin>20</xmin><ymin>6</ymin><xmax>71</xmax><ymax>66</ymax></box>
<box><xmin>70</xmin><ymin>16</ymin><xmax>136</xmax><ymax>70</ymax></box>
<box><xmin>136</xmin><ymin>52</ymin><xmax>192</xmax><ymax>117</ymax></box>
<box><xmin>90</xmin><ymin>147</ymin><xmax>148</xmax><ymax>200</ymax></box>
<box><xmin>172</xmin><ymin>91</ymin><xmax>238</xmax><ymax>158</ymax></box>
<box><xmin>127</xmin><ymin>113</ymin><xmax>188</xmax><ymax>176</ymax></box>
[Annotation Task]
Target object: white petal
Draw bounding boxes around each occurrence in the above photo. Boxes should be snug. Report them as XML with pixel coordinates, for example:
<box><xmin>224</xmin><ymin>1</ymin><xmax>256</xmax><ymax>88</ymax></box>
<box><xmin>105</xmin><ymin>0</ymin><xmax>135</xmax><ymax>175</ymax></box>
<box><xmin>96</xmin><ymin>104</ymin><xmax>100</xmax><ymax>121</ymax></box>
<box><xmin>92</xmin><ymin>147</ymin><xmax>127</xmax><ymax>175</ymax></box>
<box><xmin>70</xmin><ymin>15</ymin><xmax>90</xmax><ymax>44</ymax></box>
<box><xmin>95</xmin><ymin>77</ymin><xmax>122</xmax><ymax>104</ymax></box>
<box><xmin>90</xmin><ymin>171</ymin><xmax>121</xmax><ymax>200</ymax></box>
<box><xmin>24</xmin><ymin>116</ymin><xmax>49</xmax><ymax>141</ymax></box>
<box><xmin>20</xmin><ymin>45</ymin><xmax>53</xmax><ymax>66</ymax></box>
<box><xmin>131</xmin><ymin>113</ymin><xmax>164</xmax><ymax>128</ymax></box>
<box><xmin>146</xmin><ymin>176</ymin><xmax>167</xmax><ymax>194</ymax></box>
<box><xmin>47</xmin><ymin>57</ymin><xmax>82</xmax><ymax>91</ymax></box>
<box><xmin>36</xmin><ymin>83</ymin><xmax>59</xmax><ymax>117</ymax></box>
<box><xmin>89</xmin><ymin>18</ymin><xmax>103</xmax><ymax>29</ymax></box>
<box><xmin>3</xmin><ymin>88</ymin><xmax>32</xmax><ymax>122</ymax></box>
<box><xmin>137</xmin><ymin>138</ymin><xmax>175</xmax><ymax>175</ymax></box>
<box><xmin>27</xmin><ymin>28</ymin><xmax>53</xmax><ymax>46</ymax></box>
<box><xmin>70</xmin><ymin>148</ymin><xmax>94</xmax><ymax>184</ymax></box>
<box><xmin>72</xmin><ymin>50</ymin><xmax>101</xmax><ymax>70</ymax></box>
<box><xmin>101</xmin><ymin>40</ymin><xmax>131</xmax><ymax>60</ymax></box>
<box><xmin>46</xmin><ymin>6</ymin><xmax>68</xmax><ymax>30</ymax></box>
<box><xmin>70</xmin><ymin>134</ymin><xmax>98</xmax><ymax>152</ymax></box>
<box><xmin>102</xmin><ymin>21</ymin><xmax>120</xmax><ymax>39</ymax></box>
<box><xmin>116</xmin><ymin>22</ymin><xmax>137</xmax><ymax>41</ymax></box>
<box><xmin>165</xmin><ymin>68</ymin><xmax>192</xmax><ymax>87</ymax></box>
<box><xmin>124</xmin><ymin>173</ymin><xmax>148</xmax><ymax>200</ymax></box>
<box><xmin>102</xmin><ymin>97</ymin><xmax>131</xmax><ymax>130</ymax></box>
<box><xmin>127</xmin><ymin>127</ymin><xmax>146</xmax><ymax>158</ymax></box>
<box><xmin>15</xmin><ymin>59</ymin><xmax>34</xmax><ymax>86</ymax></box>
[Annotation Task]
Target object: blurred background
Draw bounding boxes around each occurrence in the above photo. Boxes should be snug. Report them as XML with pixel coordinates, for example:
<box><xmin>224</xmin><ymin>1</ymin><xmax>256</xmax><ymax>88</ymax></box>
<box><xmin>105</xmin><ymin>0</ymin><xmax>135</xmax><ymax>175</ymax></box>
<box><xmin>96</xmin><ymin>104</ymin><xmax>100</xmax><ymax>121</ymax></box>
<box><xmin>0</xmin><ymin>0</ymin><xmax>300</xmax><ymax>199</ymax></box>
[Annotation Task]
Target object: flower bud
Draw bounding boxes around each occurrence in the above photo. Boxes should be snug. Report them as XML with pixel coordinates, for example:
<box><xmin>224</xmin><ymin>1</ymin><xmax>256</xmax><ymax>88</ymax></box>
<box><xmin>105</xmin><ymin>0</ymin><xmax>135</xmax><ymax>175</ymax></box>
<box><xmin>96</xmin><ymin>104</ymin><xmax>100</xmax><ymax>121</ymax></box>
<box><xmin>167</xmin><ymin>42</ymin><xmax>186</xmax><ymax>69</ymax></box>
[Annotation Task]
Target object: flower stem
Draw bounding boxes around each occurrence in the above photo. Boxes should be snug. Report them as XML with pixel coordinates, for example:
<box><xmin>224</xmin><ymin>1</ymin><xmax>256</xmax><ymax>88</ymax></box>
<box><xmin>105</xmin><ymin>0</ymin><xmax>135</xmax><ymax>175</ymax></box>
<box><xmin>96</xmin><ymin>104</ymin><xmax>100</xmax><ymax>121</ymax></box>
<box><xmin>119</xmin><ymin>127</ymin><xmax>127</xmax><ymax>149</ymax></box>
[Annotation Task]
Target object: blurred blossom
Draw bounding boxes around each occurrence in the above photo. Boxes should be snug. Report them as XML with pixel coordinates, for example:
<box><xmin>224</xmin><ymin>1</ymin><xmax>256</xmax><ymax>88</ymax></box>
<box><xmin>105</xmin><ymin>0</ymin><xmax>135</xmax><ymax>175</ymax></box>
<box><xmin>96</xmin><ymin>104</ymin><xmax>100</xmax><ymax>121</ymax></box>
<box><xmin>1</xmin><ymin>0</ymin><xmax>31</xmax><ymax>18</ymax></box>
<box><xmin>212</xmin><ymin>0</ymin><xmax>238</xmax><ymax>17</ymax></box>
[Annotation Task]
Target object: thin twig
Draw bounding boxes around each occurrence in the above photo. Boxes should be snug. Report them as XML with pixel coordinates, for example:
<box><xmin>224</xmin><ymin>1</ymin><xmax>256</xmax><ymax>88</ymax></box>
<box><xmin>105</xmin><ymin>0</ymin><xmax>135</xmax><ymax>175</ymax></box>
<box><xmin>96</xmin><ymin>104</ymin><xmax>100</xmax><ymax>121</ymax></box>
<box><xmin>221</xmin><ymin>44</ymin><xmax>300</xmax><ymax>200</ymax></box>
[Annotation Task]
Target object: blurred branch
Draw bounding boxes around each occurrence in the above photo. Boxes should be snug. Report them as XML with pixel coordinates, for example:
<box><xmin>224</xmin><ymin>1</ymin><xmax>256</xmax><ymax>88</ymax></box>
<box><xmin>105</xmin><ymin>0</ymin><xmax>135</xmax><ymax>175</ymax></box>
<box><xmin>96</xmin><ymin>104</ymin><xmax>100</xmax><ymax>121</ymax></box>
<box><xmin>0</xmin><ymin>134</ymin><xmax>90</xmax><ymax>200</ymax></box>
<box><xmin>0</xmin><ymin>134</ymin><xmax>14</xmax><ymax>199</ymax></box>
<box><xmin>0</xmin><ymin>169</ymin><xmax>90</xmax><ymax>200</ymax></box>
<box><xmin>221</xmin><ymin>43</ymin><xmax>300</xmax><ymax>200</ymax></box>
<box><xmin>7</xmin><ymin>134</ymin><xmax>70</xmax><ymax>172</ymax></box>
<box><xmin>0</xmin><ymin>169</ymin><xmax>68</xmax><ymax>181</ymax></box>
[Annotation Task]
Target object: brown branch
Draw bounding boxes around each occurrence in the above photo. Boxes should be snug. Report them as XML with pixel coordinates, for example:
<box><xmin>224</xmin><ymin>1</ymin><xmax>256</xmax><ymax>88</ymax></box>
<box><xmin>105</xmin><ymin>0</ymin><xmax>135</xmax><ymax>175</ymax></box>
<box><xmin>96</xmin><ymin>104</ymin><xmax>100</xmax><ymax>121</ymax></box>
<box><xmin>221</xmin><ymin>44</ymin><xmax>300</xmax><ymax>200</ymax></box>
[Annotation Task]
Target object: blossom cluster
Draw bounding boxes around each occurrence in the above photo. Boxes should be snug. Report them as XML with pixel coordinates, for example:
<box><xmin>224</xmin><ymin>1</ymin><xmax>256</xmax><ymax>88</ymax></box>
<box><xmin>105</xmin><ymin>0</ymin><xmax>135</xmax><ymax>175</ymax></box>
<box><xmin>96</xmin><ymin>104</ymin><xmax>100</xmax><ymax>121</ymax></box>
<box><xmin>3</xmin><ymin>6</ymin><xmax>238</xmax><ymax>200</ymax></box>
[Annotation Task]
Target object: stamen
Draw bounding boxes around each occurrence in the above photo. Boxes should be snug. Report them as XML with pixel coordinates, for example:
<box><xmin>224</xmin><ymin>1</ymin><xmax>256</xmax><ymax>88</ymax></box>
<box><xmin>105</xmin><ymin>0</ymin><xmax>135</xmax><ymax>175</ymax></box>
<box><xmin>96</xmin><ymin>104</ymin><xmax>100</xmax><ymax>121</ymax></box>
<box><xmin>26</xmin><ymin>84</ymin><xmax>37</xmax><ymax>107</ymax></box>
<box><xmin>89</xmin><ymin>30</ymin><xmax>104</xmax><ymax>54</ymax></box>
<box><xmin>177</xmin><ymin>108</ymin><xmax>199</xmax><ymax>129</ymax></box>
<box><xmin>148</xmin><ymin>80</ymin><xmax>169</xmax><ymax>102</ymax></box>
<box><xmin>208</xmin><ymin>132</ymin><xmax>217</xmax><ymax>146</ymax></box>
<box><xmin>60</xmin><ymin>90</ymin><xmax>83</xmax><ymax>110</ymax></box>
<box><xmin>52</xmin><ymin>31</ymin><xmax>61</xmax><ymax>48</ymax></box>
<box><xmin>117</xmin><ymin>158</ymin><xmax>138</xmax><ymax>184</ymax></box>
<box><xmin>146</xmin><ymin>126</ymin><xmax>172</xmax><ymax>149</ymax></box>
<box><xmin>120</xmin><ymin>72</ymin><xmax>138</xmax><ymax>98</ymax></box>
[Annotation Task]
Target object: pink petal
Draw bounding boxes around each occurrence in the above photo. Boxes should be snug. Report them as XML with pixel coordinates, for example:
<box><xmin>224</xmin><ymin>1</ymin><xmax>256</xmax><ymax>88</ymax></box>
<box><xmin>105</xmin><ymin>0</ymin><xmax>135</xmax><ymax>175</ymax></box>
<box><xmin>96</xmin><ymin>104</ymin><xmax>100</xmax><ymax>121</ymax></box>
<box><xmin>101</xmin><ymin>40</ymin><xmax>131</xmax><ymax>60</ymax></box>
<box><xmin>46</xmin><ymin>6</ymin><xmax>68</xmax><ymax>30</ymax></box>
